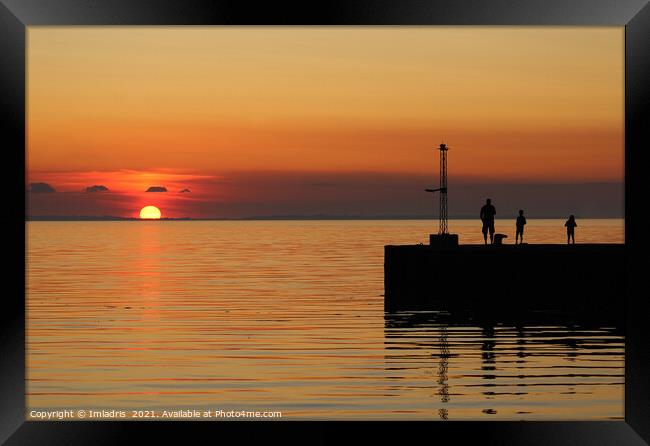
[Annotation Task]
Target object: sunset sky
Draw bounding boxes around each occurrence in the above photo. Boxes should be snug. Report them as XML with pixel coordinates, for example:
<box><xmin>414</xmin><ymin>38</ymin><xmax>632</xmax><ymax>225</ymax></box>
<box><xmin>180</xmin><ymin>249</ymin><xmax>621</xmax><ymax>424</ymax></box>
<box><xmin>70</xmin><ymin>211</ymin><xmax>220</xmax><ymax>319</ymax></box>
<box><xmin>27</xmin><ymin>27</ymin><xmax>624</xmax><ymax>218</ymax></box>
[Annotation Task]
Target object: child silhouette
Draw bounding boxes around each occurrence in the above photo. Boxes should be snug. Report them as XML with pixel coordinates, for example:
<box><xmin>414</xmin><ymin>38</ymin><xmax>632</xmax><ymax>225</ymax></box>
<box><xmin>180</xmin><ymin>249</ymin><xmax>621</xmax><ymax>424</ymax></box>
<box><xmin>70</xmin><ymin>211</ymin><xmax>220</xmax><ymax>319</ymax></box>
<box><xmin>515</xmin><ymin>210</ymin><xmax>526</xmax><ymax>244</ymax></box>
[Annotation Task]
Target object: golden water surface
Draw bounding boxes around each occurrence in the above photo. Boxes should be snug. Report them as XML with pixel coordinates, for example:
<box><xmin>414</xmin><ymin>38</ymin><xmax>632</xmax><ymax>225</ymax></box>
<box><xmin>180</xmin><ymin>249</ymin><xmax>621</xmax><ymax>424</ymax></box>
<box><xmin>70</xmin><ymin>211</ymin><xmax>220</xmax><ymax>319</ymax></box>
<box><xmin>26</xmin><ymin>219</ymin><xmax>624</xmax><ymax>420</ymax></box>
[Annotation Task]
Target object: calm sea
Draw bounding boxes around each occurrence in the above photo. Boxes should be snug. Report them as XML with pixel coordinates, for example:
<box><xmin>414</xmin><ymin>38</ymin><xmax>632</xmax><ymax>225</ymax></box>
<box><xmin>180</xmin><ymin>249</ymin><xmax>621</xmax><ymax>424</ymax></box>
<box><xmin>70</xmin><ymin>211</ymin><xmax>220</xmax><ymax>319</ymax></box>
<box><xmin>26</xmin><ymin>219</ymin><xmax>624</xmax><ymax>420</ymax></box>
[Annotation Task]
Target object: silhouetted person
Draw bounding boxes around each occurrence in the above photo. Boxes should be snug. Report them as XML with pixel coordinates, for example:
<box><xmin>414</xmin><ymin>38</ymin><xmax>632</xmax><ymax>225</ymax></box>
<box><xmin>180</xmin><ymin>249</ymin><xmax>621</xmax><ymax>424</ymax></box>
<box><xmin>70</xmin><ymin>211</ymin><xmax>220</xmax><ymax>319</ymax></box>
<box><xmin>480</xmin><ymin>198</ymin><xmax>497</xmax><ymax>244</ymax></box>
<box><xmin>515</xmin><ymin>209</ymin><xmax>526</xmax><ymax>244</ymax></box>
<box><xmin>565</xmin><ymin>215</ymin><xmax>577</xmax><ymax>244</ymax></box>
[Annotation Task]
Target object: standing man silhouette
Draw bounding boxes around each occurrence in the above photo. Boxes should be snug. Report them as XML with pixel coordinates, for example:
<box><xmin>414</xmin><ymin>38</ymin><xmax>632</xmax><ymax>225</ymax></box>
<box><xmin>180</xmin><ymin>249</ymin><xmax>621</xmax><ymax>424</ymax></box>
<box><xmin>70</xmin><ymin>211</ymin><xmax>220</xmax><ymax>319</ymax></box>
<box><xmin>565</xmin><ymin>215</ymin><xmax>577</xmax><ymax>244</ymax></box>
<box><xmin>480</xmin><ymin>198</ymin><xmax>497</xmax><ymax>244</ymax></box>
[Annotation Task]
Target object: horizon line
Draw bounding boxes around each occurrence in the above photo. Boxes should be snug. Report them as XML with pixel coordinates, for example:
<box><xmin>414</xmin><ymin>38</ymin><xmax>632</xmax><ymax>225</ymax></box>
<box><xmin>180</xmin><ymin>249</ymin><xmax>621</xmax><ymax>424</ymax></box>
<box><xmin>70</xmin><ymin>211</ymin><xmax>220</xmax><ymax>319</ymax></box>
<box><xmin>26</xmin><ymin>214</ymin><xmax>625</xmax><ymax>222</ymax></box>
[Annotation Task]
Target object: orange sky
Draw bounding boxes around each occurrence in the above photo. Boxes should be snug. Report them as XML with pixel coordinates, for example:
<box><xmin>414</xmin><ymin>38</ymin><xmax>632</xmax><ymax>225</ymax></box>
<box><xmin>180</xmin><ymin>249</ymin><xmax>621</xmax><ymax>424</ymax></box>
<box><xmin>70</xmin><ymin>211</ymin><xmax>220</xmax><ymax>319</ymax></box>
<box><xmin>26</xmin><ymin>27</ymin><xmax>624</xmax><ymax>218</ymax></box>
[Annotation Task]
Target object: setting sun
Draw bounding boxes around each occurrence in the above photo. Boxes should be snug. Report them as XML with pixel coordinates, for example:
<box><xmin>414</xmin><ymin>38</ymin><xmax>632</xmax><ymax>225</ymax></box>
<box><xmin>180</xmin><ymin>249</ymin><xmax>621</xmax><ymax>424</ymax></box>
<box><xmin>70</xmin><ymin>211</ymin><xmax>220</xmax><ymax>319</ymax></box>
<box><xmin>139</xmin><ymin>205</ymin><xmax>161</xmax><ymax>219</ymax></box>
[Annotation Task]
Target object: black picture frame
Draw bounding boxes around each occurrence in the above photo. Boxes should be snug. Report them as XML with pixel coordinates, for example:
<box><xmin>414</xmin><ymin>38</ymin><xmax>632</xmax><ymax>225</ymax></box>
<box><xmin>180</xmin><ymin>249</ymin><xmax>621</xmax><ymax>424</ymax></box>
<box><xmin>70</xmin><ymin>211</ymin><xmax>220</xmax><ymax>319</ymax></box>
<box><xmin>2</xmin><ymin>0</ymin><xmax>648</xmax><ymax>444</ymax></box>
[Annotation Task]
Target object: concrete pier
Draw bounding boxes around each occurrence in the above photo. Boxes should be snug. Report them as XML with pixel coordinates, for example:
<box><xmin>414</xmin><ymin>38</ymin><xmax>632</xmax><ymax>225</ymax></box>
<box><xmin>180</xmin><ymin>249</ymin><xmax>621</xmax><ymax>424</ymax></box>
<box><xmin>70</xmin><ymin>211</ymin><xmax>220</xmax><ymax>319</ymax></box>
<box><xmin>384</xmin><ymin>244</ymin><xmax>626</xmax><ymax>319</ymax></box>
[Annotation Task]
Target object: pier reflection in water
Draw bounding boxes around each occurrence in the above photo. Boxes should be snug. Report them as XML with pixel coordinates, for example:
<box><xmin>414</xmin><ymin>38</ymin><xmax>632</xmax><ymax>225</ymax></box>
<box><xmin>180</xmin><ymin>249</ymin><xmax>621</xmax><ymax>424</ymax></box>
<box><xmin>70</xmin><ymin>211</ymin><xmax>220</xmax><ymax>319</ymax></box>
<box><xmin>383</xmin><ymin>311</ymin><xmax>624</xmax><ymax>420</ymax></box>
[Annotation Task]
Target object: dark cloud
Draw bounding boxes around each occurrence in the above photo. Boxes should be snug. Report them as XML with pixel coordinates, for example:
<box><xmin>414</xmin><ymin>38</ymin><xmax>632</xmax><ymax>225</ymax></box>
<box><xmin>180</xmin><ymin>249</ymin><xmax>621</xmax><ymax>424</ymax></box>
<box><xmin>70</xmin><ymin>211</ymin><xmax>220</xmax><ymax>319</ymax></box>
<box><xmin>85</xmin><ymin>185</ymin><xmax>109</xmax><ymax>193</ymax></box>
<box><xmin>28</xmin><ymin>182</ymin><xmax>55</xmax><ymax>193</ymax></box>
<box><xmin>179</xmin><ymin>188</ymin><xmax>191</xmax><ymax>193</ymax></box>
<box><xmin>146</xmin><ymin>186</ymin><xmax>167</xmax><ymax>192</ymax></box>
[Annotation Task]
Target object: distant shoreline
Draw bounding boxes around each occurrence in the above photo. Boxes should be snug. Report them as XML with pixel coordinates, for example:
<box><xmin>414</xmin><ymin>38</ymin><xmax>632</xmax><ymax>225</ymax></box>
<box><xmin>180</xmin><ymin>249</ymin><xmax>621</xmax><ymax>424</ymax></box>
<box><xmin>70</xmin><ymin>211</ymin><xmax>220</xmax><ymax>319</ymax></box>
<box><xmin>26</xmin><ymin>215</ymin><xmax>625</xmax><ymax>222</ymax></box>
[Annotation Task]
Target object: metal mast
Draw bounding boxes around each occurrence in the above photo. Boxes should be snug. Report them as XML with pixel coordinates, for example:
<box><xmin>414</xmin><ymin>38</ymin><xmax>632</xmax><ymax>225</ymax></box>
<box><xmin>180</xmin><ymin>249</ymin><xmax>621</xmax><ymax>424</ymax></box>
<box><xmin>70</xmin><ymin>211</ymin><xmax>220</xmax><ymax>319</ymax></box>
<box><xmin>438</xmin><ymin>143</ymin><xmax>448</xmax><ymax>234</ymax></box>
<box><xmin>426</xmin><ymin>143</ymin><xmax>449</xmax><ymax>234</ymax></box>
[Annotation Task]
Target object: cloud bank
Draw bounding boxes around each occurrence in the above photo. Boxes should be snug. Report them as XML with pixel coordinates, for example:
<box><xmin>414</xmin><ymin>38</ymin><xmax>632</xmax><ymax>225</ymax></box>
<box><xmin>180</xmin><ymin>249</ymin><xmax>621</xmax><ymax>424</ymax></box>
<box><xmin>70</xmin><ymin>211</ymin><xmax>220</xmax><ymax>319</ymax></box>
<box><xmin>85</xmin><ymin>185</ymin><xmax>109</xmax><ymax>193</ymax></box>
<box><xmin>28</xmin><ymin>182</ymin><xmax>56</xmax><ymax>193</ymax></box>
<box><xmin>146</xmin><ymin>186</ymin><xmax>167</xmax><ymax>192</ymax></box>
